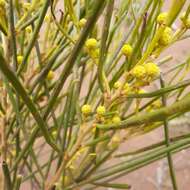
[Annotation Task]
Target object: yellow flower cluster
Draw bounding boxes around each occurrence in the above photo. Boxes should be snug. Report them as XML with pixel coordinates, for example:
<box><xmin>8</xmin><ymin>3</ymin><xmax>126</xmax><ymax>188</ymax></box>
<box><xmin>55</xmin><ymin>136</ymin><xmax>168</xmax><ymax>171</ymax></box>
<box><xmin>17</xmin><ymin>55</ymin><xmax>23</xmax><ymax>65</ymax></box>
<box><xmin>112</xmin><ymin>115</ymin><xmax>121</xmax><ymax>124</ymax></box>
<box><xmin>79</xmin><ymin>18</ymin><xmax>87</xmax><ymax>28</ymax></box>
<box><xmin>45</xmin><ymin>15</ymin><xmax>50</xmax><ymax>22</ymax></box>
<box><xmin>96</xmin><ymin>105</ymin><xmax>106</xmax><ymax>115</ymax></box>
<box><xmin>131</xmin><ymin>65</ymin><xmax>146</xmax><ymax>79</ymax></box>
<box><xmin>52</xmin><ymin>131</ymin><xmax>57</xmax><ymax>139</ymax></box>
<box><xmin>113</xmin><ymin>81</ymin><xmax>122</xmax><ymax>89</ymax></box>
<box><xmin>146</xmin><ymin>99</ymin><xmax>162</xmax><ymax>112</ymax></box>
<box><xmin>157</xmin><ymin>12</ymin><xmax>168</xmax><ymax>25</ymax></box>
<box><xmin>85</xmin><ymin>38</ymin><xmax>98</xmax><ymax>49</ymax></box>
<box><xmin>85</xmin><ymin>38</ymin><xmax>99</xmax><ymax>64</ymax></box>
<box><xmin>131</xmin><ymin>62</ymin><xmax>160</xmax><ymax>82</ymax></box>
<box><xmin>90</xmin><ymin>48</ymin><xmax>100</xmax><ymax>59</ymax></box>
<box><xmin>138</xmin><ymin>89</ymin><xmax>146</xmax><ymax>94</ymax></box>
<box><xmin>81</xmin><ymin>104</ymin><xmax>92</xmax><ymax>115</ymax></box>
<box><xmin>25</xmin><ymin>26</ymin><xmax>32</xmax><ymax>33</ymax></box>
<box><xmin>159</xmin><ymin>27</ymin><xmax>173</xmax><ymax>46</ymax></box>
<box><xmin>121</xmin><ymin>43</ymin><xmax>133</xmax><ymax>57</ymax></box>
<box><xmin>123</xmin><ymin>82</ymin><xmax>132</xmax><ymax>95</ymax></box>
<box><xmin>144</xmin><ymin>62</ymin><xmax>160</xmax><ymax>78</ymax></box>
<box><xmin>47</xmin><ymin>70</ymin><xmax>54</xmax><ymax>80</ymax></box>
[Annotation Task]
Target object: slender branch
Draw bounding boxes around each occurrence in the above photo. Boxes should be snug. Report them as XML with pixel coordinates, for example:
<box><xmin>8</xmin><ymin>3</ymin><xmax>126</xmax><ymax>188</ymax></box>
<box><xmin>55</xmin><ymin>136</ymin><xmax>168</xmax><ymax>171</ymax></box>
<box><xmin>160</xmin><ymin>75</ymin><xmax>178</xmax><ymax>190</ymax></box>
<box><xmin>2</xmin><ymin>161</ymin><xmax>12</xmax><ymax>190</ymax></box>
<box><xmin>17</xmin><ymin>0</ymin><xmax>50</xmax><ymax>74</ymax></box>
<box><xmin>97</xmin><ymin>93</ymin><xmax>190</xmax><ymax>130</ymax></box>
<box><xmin>0</xmin><ymin>52</ymin><xmax>60</xmax><ymax>153</ymax></box>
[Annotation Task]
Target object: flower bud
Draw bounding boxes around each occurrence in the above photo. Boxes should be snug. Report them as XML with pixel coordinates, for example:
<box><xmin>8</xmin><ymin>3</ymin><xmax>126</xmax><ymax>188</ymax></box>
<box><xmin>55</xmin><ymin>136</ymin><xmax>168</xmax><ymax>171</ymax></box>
<box><xmin>47</xmin><ymin>70</ymin><xmax>54</xmax><ymax>80</ymax></box>
<box><xmin>121</xmin><ymin>44</ymin><xmax>133</xmax><ymax>57</ymax></box>
<box><xmin>113</xmin><ymin>81</ymin><xmax>122</xmax><ymax>89</ymax></box>
<box><xmin>96</xmin><ymin>105</ymin><xmax>106</xmax><ymax>115</ymax></box>
<box><xmin>85</xmin><ymin>38</ymin><xmax>98</xmax><ymax>49</ymax></box>
<box><xmin>123</xmin><ymin>82</ymin><xmax>131</xmax><ymax>95</ymax></box>
<box><xmin>131</xmin><ymin>65</ymin><xmax>146</xmax><ymax>79</ymax></box>
<box><xmin>79</xmin><ymin>18</ymin><xmax>87</xmax><ymax>28</ymax></box>
<box><xmin>17</xmin><ymin>55</ymin><xmax>23</xmax><ymax>65</ymax></box>
<box><xmin>112</xmin><ymin>115</ymin><xmax>121</xmax><ymax>124</ymax></box>
<box><xmin>25</xmin><ymin>26</ymin><xmax>32</xmax><ymax>33</ymax></box>
<box><xmin>159</xmin><ymin>27</ymin><xmax>173</xmax><ymax>46</ymax></box>
<box><xmin>90</xmin><ymin>48</ymin><xmax>100</xmax><ymax>59</ymax></box>
<box><xmin>81</xmin><ymin>104</ymin><xmax>92</xmax><ymax>115</ymax></box>
<box><xmin>138</xmin><ymin>89</ymin><xmax>146</xmax><ymax>94</ymax></box>
<box><xmin>144</xmin><ymin>62</ymin><xmax>160</xmax><ymax>78</ymax></box>
<box><xmin>157</xmin><ymin>12</ymin><xmax>168</xmax><ymax>24</ymax></box>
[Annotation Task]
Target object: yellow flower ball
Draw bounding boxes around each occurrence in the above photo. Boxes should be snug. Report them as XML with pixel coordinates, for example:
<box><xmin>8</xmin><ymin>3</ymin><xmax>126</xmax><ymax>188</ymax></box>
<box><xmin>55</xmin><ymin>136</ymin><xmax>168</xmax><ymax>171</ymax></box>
<box><xmin>123</xmin><ymin>82</ymin><xmax>131</xmax><ymax>94</ymax></box>
<box><xmin>79</xmin><ymin>18</ymin><xmax>87</xmax><ymax>27</ymax></box>
<box><xmin>152</xmin><ymin>99</ymin><xmax>162</xmax><ymax>108</ymax></box>
<box><xmin>113</xmin><ymin>81</ymin><xmax>122</xmax><ymax>89</ymax></box>
<box><xmin>159</xmin><ymin>27</ymin><xmax>172</xmax><ymax>46</ymax></box>
<box><xmin>157</xmin><ymin>12</ymin><xmax>168</xmax><ymax>24</ymax></box>
<box><xmin>131</xmin><ymin>65</ymin><xmax>146</xmax><ymax>79</ymax></box>
<box><xmin>0</xmin><ymin>0</ymin><xmax>5</xmax><ymax>7</ymax></box>
<box><xmin>81</xmin><ymin>104</ymin><xmax>92</xmax><ymax>115</ymax></box>
<box><xmin>112</xmin><ymin>115</ymin><xmax>121</xmax><ymax>124</ymax></box>
<box><xmin>52</xmin><ymin>131</ymin><xmax>57</xmax><ymax>139</ymax></box>
<box><xmin>144</xmin><ymin>62</ymin><xmax>160</xmax><ymax>78</ymax></box>
<box><xmin>138</xmin><ymin>89</ymin><xmax>146</xmax><ymax>94</ymax></box>
<box><xmin>90</xmin><ymin>48</ymin><xmax>100</xmax><ymax>59</ymax></box>
<box><xmin>147</xmin><ymin>99</ymin><xmax>162</xmax><ymax>112</ymax></box>
<box><xmin>45</xmin><ymin>15</ymin><xmax>50</xmax><ymax>22</ymax></box>
<box><xmin>164</xmin><ymin>27</ymin><xmax>172</xmax><ymax>35</ymax></box>
<box><xmin>17</xmin><ymin>55</ymin><xmax>23</xmax><ymax>65</ymax></box>
<box><xmin>47</xmin><ymin>70</ymin><xmax>54</xmax><ymax>80</ymax></box>
<box><xmin>85</xmin><ymin>38</ymin><xmax>98</xmax><ymax>49</ymax></box>
<box><xmin>121</xmin><ymin>44</ymin><xmax>133</xmax><ymax>57</ymax></box>
<box><xmin>159</xmin><ymin>34</ymin><xmax>171</xmax><ymax>46</ymax></box>
<box><xmin>96</xmin><ymin>105</ymin><xmax>106</xmax><ymax>115</ymax></box>
<box><xmin>25</xmin><ymin>26</ymin><xmax>32</xmax><ymax>33</ymax></box>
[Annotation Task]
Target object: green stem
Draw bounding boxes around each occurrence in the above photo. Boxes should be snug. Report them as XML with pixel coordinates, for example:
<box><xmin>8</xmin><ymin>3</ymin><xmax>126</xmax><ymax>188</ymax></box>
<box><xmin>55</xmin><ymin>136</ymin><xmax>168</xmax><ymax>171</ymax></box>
<box><xmin>66</xmin><ymin>136</ymin><xmax>190</xmax><ymax>189</ymax></box>
<box><xmin>2</xmin><ymin>161</ymin><xmax>12</xmax><ymax>190</ymax></box>
<box><xmin>17</xmin><ymin>0</ymin><xmax>50</xmax><ymax>74</ymax></box>
<box><xmin>98</xmin><ymin>0</ymin><xmax>114</xmax><ymax>93</ymax></box>
<box><xmin>0</xmin><ymin>52</ymin><xmax>60</xmax><ymax>154</ymax></box>
<box><xmin>14</xmin><ymin>175</ymin><xmax>22</xmax><ymax>190</ymax></box>
<box><xmin>8</xmin><ymin>0</ymin><xmax>18</xmax><ymax>70</ymax></box>
<box><xmin>115</xmin><ymin>132</ymin><xmax>190</xmax><ymax>157</ymax></box>
<box><xmin>43</xmin><ymin>0</ymin><xmax>106</xmax><ymax>120</ymax></box>
<box><xmin>97</xmin><ymin>93</ymin><xmax>190</xmax><ymax>130</ymax></box>
<box><xmin>166</xmin><ymin>0</ymin><xmax>186</xmax><ymax>26</ymax></box>
<box><xmin>160</xmin><ymin>75</ymin><xmax>178</xmax><ymax>190</ymax></box>
<box><xmin>125</xmin><ymin>78</ymin><xmax>190</xmax><ymax>98</ymax></box>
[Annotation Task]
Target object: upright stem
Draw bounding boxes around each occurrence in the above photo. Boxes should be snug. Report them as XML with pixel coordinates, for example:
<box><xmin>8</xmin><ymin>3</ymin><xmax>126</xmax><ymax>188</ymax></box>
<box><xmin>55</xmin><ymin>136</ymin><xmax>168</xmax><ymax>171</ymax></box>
<box><xmin>17</xmin><ymin>0</ymin><xmax>50</xmax><ymax>74</ymax></box>
<box><xmin>2</xmin><ymin>161</ymin><xmax>12</xmax><ymax>190</ymax></box>
<box><xmin>98</xmin><ymin>0</ymin><xmax>114</xmax><ymax>95</ymax></box>
<box><xmin>160</xmin><ymin>75</ymin><xmax>178</xmax><ymax>190</ymax></box>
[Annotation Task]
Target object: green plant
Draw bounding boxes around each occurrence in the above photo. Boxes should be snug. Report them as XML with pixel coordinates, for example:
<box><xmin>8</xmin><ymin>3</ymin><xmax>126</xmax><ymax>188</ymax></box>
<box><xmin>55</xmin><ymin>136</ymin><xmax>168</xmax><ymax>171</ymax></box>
<box><xmin>1</xmin><ymin>0</ymin><xmax>190</xmax><ymax>189</ymax></box>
